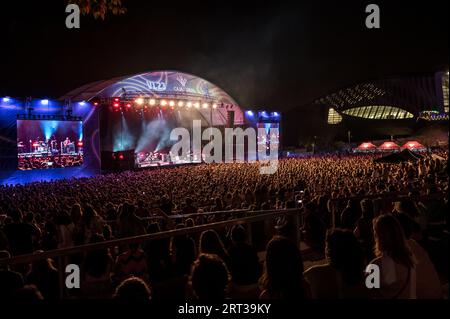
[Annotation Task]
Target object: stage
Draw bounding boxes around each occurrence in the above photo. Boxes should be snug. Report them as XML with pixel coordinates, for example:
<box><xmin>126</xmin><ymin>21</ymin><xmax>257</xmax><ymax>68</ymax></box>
<box><xmin>0</xmin><ymin>71</ymin><xmax>269</xmax><ymax>186</ymax></box>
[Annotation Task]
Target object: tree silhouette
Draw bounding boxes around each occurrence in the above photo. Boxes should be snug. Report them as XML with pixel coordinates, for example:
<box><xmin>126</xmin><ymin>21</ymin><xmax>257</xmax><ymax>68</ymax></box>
<box><xmin>69</xmin><ymin>0</ymin><xmax>126</xmax><ymax>20</ymax></box>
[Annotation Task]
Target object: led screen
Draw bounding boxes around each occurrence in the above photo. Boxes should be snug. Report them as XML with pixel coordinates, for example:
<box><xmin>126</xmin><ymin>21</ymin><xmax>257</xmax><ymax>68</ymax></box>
<box><xmin>17</xmin><ymin>120</ymin><xmax>83</xmax><ymax>170</ymax></box>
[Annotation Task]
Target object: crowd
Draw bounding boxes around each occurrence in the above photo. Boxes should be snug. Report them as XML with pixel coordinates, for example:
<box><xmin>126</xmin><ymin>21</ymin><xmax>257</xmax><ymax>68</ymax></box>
<box><xmin>0</xmin><ymin>151</ymin><xmax>448</xmax><ymax>300</ymax></box>
<box><xmin>18</xmin><ymin>154</ymin><xmax>83</xmax><ymax>170</ymax></box>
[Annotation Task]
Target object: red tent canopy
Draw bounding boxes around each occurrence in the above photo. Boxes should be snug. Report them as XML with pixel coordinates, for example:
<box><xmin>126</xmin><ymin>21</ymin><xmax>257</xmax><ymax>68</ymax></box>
<box><xmin>356</xmin><ymin>142</ymin><xmax>377</xmax><ymax>150</ymax></box>
<box><xmin>402</xmin><ymin>140</ymin><xmax>426</xmax><ymax>150</ymax></box>
<box><xmin>378</xmin><ymin>141</ymin><xmax>400</xmax><ymax>150</ymax></box>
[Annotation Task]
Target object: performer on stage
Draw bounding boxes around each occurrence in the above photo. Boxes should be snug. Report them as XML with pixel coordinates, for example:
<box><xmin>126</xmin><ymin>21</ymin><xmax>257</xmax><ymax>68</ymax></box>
<box><xmin>64</xmin><ymin>137</ymin><xmax>70</xmax><ymax>146</ymax></box>
<box><xmin>50</xmin><ymin>135</ymin><xmax>57</xmax><ymax>152</ymax></box>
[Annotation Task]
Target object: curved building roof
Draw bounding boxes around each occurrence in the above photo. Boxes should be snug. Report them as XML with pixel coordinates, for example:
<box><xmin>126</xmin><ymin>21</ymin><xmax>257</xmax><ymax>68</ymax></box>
<box><xmin>315</xmin><ymin>72</ymin><xmax>448</xmax><ymax>116</ymax></box>
<box><xmin>60</xmin><ymin>70</ymin><xmax>244</xmax><ymax>125</ymax></box>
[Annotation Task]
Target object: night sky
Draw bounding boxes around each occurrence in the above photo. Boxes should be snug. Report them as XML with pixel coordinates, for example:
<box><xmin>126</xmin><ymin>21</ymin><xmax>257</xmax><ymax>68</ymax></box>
<box><xmin>1</xmin><ymin>1</ymin><xmax>448</xmax><ymax>113</ymax></box>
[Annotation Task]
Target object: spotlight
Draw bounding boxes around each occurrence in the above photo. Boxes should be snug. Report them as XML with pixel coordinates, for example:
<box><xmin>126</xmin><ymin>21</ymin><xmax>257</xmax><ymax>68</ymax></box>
<box><xmin>160</xmin><ymin>100</ymin><xmax>167</xmax><ymax>106</ymax></box>
<box><xmin>79</xmin><ymin>101</ymin><xmax>86</xmax><ymax>106</ymax></box>
<box><xmin>194</xmin><ymin>102</ymin><xmax>200</xmax><ymax>108</ymax></box>
<box><xmin>149</xmin><ymin>99</ymin><xmax>156</xmax><ymax>106</ymax></box>
<box><xmin>126</xmin><ymin>103</ymin><xmax>132</xmax><ymax>108</ymax></box>
<box><xmin>135</xmin><ymin>97</ymin><xmax>144</xmax><ymax>105</ymax></box>
<box><xmin>246</xmin><ymin>110</ymin><xmax>254</xmax><ymax>116</ymax></box>
<box><xmin>41</xmin><ymin>99</ymin><xmax>49</xmax><ymax>105</ymax></box>
<box><xmin>113</xmin><ymin>103</ymin><xmax>120</xmax><ymax>107</ymax></box>
<box><xmin>212</xmin><ymin>103</ymin><xmax>217</xmax><ymax>109</ymax></box>
<box><xmin>2</xmin><ymin>97</ymin><xmax>10</xmax><ymax>103</ymax></box>
<box><xmin>273</xmin><ymin>112</ymin><xmax>279</xmax><ymax>116</ymax></box>
<box><xmin>113</xmin><ymin>97</ymin><xmax>120</xmax><ymax>102</ymax></box>
<box><xmin>169</xmin><ymin>100</ymin><xmax>175</xmax><ymax>107</ymax></box>
<box><xmin>186</xmin><ymin>101</ymin><xmax>192</xmax><ymax>108</ymax></box>
<box><xmin>178</xmin><ymin>101</ymin><xmax>184</xmax><ymax>107</ymax></box>
<box><xmin>202</xmin><ymin>103</ymin><xmax>209</xmax><ymax>109</ymax></box>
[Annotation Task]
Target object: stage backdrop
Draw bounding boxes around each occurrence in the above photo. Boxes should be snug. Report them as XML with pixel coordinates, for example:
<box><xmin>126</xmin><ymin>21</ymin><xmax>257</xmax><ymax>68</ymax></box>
<box><xmin>0</xmin><ymin>98</ymin><xmax>100</xmax><ymax>185</ymax></box>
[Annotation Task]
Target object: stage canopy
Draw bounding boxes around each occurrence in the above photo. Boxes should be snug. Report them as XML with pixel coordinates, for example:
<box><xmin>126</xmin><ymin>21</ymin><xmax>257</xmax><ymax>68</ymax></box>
<box><xmin>355</xmin><ymin>142</ymin><xmax>377</xmax><ymax>151</ymax></box>
<box><xmin>60</xmin><ymin>70</ymin><xmax>244</xmax><ymax>126</ymax></box>
<box><xmin>377</xmin><ymin>141</ymin><xmax>400</xmax><ymax>151</ymax></box>
<box><xmin>402</xmin><ymin>140</ymin><xmax>426</xmax><ymax>151</ymax></box>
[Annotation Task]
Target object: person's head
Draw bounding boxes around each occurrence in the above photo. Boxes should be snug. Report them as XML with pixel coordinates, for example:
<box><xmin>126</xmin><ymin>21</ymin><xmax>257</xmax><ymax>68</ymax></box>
<box><xmin>55</xmin><ymin>210</ymin><xmax>72</xmax><ymax>226</ymax></box>
<box><xmin>190</xmin><ymin>254</ymin><xmax>230</xmax><ymax>300</ymax></box>
<box><xmin>230</xmin><ymin>224</ymin><xmax>247</xmax><ymax>244</ymax></box>
<box><xmin>113</xmin><ymin>277</ymin><xmax>151</xmax><ymax>301</ymax></box>
<box><xmin>373</xmin><ymin>214</ymin><xmax>414</xmax><ymax>268</ymax></box>
<box><xmin>0</xmin><ymin>250</ymin><xmax>11</xmax><ymax>270</ymax></box>
<box><xmin>325</xmin><ymin>229</ymin><xmax>364</xmax><ymax>285</ymax></box>
<box><xmin>185</xmin><ymin>218</ymin><xmax>195</xmax><ymax>228</ymax></box>
<box><xmin>10</xmin><ymin>209</ymin><xmax>22</xmax><ymax>223</ymax></box>
<box><xmin>83</xmin><ymin>204</ymin><xmax>97</xmax><ymax>225</ymax></box>
<box><xmin>14</xmin><ymin>285</ymin><xmax>44</xmax><ymax>302</ymax></box>
<box><xmin>30</xmin><ymin>251</ymin><xmax>57</xmax><ymax>274</ymax></box>
<box><xmin>125</xmin><ymin>202</ymin><xmax>136</xmax><ymax>215</ymax></box>
<box><xmin>71</xmin><ymin>203</ymin><xmax>82</xmax><ymax>222</ymax></box>
<box><xmin>199</xmin><ymin>230</ymin><xmax>227</xmax><ymax>258</ymax></box>
<box><xmin>103</xmin><ymin>224</ymin><xmax>113</xmax><ymax>240</ymax></box>
<box><xmin>347</xmin><ymin>199</ymin><xmax>359</xmax><ymax>209</ymax></box>
<box><xmin>24</xmin><ymin>212</ymin><xmax>35</xmax><ymax>223</ymax></box>
<box><xmin>147</xmin><ymin>222</ymin><xmax>161</xmax><ymax>234</ymax></box>
<box><xmin>360</xmin><ymin>199</ymin><xmax>374</xmax><ymax>219</ymax></box>
<box><xmin>260</xmin><ymin>236</ymin><xmax>307</xmax><ymax>298</ymax></box>
<box><xmin>393</xmin><ymin>199</ymin><xmax>418</xmax><ymax>217</ymax></box>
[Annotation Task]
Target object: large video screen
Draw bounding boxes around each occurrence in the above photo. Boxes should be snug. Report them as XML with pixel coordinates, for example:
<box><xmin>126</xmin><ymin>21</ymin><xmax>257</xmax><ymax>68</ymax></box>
<box><xmin>17</xmin><ymin>120</ymin><xmax>83</xmax><ymax>170</ymax></box>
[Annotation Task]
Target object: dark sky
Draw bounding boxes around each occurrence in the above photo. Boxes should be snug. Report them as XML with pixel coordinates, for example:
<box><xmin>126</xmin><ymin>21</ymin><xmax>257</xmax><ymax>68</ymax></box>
<box><xmin>0</xmin><ymin>0</ymin><xmax>448</xmax><ymax>112</ymax></box>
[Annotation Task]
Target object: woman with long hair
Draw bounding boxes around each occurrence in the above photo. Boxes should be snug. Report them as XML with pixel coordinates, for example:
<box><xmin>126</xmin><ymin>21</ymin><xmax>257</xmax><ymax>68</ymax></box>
<box><xmin>304</xmin><ymin>229</ymin><xmax>369</xmax><ymax>298</ymax></box>
<box><xmin>370</xmin><ymin>214</ymin><xmax>416</xmax><ymax>299</ymax></box>
<box><xmin>259</xmin><ymin>236</ymin><xmax>310</xmax><ymax>299</ymax></box>
<box><xmin>190</xmin><ymin>254</ymin><xmax>230</xmax><ymax>300</ymax></box>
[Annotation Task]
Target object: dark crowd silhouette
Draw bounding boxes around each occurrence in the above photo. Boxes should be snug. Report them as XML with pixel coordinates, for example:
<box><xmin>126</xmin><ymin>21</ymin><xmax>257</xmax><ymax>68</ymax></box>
<box><xmin>0</xmin><ymin>151</ymin><xmax>448</xmax><ymax>300</ymax></box>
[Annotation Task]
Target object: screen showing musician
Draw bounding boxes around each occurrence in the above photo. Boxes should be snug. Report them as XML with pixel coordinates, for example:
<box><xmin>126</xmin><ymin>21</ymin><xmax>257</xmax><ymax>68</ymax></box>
<box><xmin>16</xmin><ymin>120</ymin><xmax>83</xmax><ymax>170</ymax></box>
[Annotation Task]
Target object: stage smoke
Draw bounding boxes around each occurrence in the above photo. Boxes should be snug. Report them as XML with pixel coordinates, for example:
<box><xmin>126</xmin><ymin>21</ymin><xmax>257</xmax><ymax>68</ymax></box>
<box><xmin>135</xmin><ymin>118</ymin><xmax>172</xmax><ymax>153</ymax></box>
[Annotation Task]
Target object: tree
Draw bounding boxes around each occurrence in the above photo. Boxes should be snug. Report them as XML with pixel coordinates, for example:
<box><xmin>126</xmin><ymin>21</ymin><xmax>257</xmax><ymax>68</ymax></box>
<box><xmin>69</xmin><ymin>0</ymin><xmax>126</xmax><ymax>20</ymax></box>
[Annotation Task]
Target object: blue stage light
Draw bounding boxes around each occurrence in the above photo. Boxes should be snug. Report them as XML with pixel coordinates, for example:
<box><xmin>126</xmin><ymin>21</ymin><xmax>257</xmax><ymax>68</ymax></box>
<box><xmin>79</xmin><ymin>101</ymin><xmax>86</xmax><ymax>106</ymax></box>
<box><xmin>41</xmin><ymin>99</ymin><xmax>49</xmax><ymax>105</ymax></box>
<box><xmin>246</xmin><ymin>110</ymin><xmax>254</xmax><ymax>116</ymax></box>
<box><xmin>2</xmin><ymin>97</ymin><xmax>10</xmax><ymax>103</ymax></box>
<box><xmin>273</xmin><ymin>112</ymin><xmax>279</xmax><ymax>116</ymax></box>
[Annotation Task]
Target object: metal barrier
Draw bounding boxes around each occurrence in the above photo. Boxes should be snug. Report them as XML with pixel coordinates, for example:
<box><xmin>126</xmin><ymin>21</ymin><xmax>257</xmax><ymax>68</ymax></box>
<box><xmin>0</xmin><ymin>208</ymin><xmax>303</xmax><ymax>298</ymax></box>
<box><xmin>0</xmin><ymin>191</ymin><xmax>446</xmax><ymax>298</ymax></box>
<box><xmin>1</xmin><ymin>208</ymin><xmax>301</xmax><ymax>266</ymax></box>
